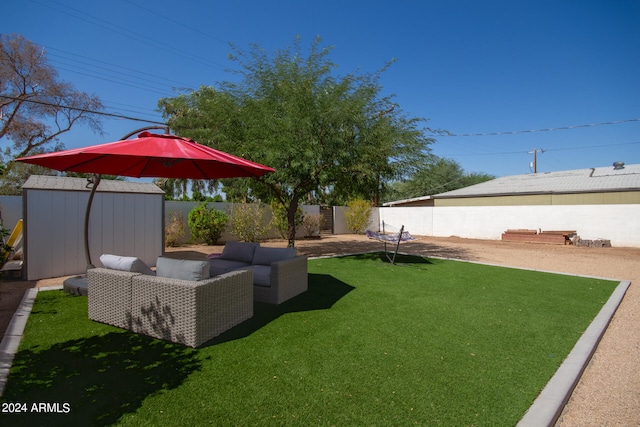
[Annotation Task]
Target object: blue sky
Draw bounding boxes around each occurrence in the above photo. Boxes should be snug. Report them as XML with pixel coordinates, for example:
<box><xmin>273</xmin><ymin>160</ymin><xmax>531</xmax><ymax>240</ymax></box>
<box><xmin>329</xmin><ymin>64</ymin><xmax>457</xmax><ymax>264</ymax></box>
<box><xmin>3</xmin><ymin>0</ymin><xmax>639</xmax><ymax>177</ymax></box>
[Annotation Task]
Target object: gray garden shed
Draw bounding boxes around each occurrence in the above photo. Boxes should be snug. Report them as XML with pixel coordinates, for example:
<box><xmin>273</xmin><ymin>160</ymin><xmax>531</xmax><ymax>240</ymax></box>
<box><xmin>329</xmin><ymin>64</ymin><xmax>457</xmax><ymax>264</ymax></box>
<box><xmin>22</xmin><ymin>175</ymin><xmax>165</xmax><ymax>280</ymax></box>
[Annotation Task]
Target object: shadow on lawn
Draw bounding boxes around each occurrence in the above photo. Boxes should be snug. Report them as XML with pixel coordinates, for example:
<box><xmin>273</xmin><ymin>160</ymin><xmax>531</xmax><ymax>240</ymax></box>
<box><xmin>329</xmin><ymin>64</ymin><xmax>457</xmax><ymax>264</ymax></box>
<box><xmin>347</xmin><ymin>252</ymin><xmax>434</xmax><ymax>265</ymax></box>
<box><xmin>208</xmin><ymin>272</ymin><xmax>354</xmax><ymax>346</ymax></box>
<box><xmin>2</xmin><ymin>332</ymin><xmax>200</xmax><ymax>427</ymax></box>
<box><xmin>298</xmin><ymin>238</ymin><xmax>474</xmax><ymax>261</ymax></box>
<box><xmin>1</xmin><ymin>270</ymin><xmax>357</xmax><ymax>424</ymax></box>
<box><xmin>210</xmin><ymin>253</ymin><xmax>434</xmax><ymax>346</ymax></box>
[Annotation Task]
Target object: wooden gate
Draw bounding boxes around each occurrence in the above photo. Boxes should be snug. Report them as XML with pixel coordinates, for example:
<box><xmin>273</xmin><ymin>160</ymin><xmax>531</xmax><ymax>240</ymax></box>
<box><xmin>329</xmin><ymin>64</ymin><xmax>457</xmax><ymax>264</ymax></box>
<box><xmin>320</xmin><ymin>207</ymin><xmax>333</xmax><ymax>234</ymax></box>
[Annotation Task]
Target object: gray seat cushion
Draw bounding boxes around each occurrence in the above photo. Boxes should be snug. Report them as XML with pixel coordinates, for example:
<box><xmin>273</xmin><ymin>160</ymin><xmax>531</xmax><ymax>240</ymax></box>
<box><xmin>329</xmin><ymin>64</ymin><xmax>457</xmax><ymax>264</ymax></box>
<box><xmin>209</xmin><ymin>259</ymin><xmax>251</xmax><ymax>276</ymax></box>
<box><xmin>237</xmin><ymin>265</ymin><xmax>271</xmax><ymax>287</ymax></box>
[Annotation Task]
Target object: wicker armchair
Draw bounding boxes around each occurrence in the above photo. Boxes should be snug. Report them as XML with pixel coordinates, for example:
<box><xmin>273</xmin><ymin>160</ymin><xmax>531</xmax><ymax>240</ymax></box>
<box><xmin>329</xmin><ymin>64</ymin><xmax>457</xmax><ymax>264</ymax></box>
<box><xmin>252</xmin><ymin>255</ymin><xmax>308</xmax><ymax>304</ymax></box>
<box><xmin>88</xmin><ymin>268</ymin><xmax>140</xmax><ymax>329</ymax></box>
<box><xmin>129</xmin><ymin>269</ymin><xmax>253</xmax><ymax>348</ymax></box>
<box><xmin>88</xmin><ymin>267</ymin><xmax>253</xmax><ymax>348</ymax></box>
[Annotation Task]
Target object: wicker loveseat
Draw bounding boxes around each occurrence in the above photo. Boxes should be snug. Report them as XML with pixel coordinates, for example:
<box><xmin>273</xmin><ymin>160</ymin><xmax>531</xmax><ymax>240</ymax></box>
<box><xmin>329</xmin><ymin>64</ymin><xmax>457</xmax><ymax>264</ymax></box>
<box><xmin>209</xmin><ymin>242</ymin><xmax>308</xmax><ymax>305</ymax></box>
<box><xmin>88</xmin><ymin>256</ymin><xmax>253</xmax><ymax>348</ymax></box>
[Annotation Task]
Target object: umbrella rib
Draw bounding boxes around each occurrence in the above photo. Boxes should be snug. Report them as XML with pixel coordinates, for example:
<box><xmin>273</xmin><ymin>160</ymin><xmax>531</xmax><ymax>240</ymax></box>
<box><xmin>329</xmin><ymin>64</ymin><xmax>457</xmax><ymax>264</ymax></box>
<box><xmin>137</xmin><ymin>158</ymin><xmax>159</xmax><ymax>178</ymax></box>
<box><xmin>194</xmin><ymin>162</ymin><xmax>208</xmax><ymax>180</ymax></box>
<box><xmin>57</xmin><ymin>154</ymin><xmax>112</xmax><ymax>172</ymax></box>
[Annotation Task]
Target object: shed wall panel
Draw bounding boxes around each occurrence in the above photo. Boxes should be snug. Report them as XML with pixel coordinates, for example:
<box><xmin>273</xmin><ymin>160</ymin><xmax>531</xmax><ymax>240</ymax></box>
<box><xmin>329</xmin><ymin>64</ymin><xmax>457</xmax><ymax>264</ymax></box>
<box><xmin>91</xmin><ymin>192</ymin><xmax>162</xmax><ymax>269</ymax></box>
<box><xmin>63</xmin><ymin>191</ymin><xmax>84</xmax><ymax>274</ymax></box>
<box><xmin>24</xmin><ymin>185</ymin><xmax>163</xmax><ymax>280</ymax></box>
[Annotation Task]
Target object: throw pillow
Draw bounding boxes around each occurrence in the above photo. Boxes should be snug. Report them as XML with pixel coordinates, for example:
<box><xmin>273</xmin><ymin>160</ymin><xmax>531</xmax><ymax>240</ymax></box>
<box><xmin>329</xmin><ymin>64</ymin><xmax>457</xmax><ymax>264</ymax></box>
<box><xmin>99</xmin><ymin>254</ymin><xmax>154</xmax><ymax>275</ymax></box>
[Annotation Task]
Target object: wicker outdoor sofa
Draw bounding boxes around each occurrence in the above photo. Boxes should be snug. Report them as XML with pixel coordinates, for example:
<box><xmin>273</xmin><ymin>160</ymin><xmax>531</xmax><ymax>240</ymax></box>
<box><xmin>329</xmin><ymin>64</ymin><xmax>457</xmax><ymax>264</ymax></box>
<box><xmin>209</xmin><ymin>241</ymin><xmax>308</xmax><ymax>305</ymax></box>
<box><xmin>88</xmin><ymin>256</ymin><xmax>253</xmax><ymax>348</ymax></box>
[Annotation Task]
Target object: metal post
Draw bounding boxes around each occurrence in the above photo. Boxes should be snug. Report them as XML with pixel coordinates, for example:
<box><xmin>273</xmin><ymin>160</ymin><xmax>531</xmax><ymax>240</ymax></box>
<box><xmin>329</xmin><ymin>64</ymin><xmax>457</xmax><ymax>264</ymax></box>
<box><xmin>82</xmin><ymin>125</ymin><xmax>170</xmax><ymax>271</ymax></box>
<box><xmin>83</xmin><ymin>173</ymin><xmax>101</xmax><ymax>269</ymax></box>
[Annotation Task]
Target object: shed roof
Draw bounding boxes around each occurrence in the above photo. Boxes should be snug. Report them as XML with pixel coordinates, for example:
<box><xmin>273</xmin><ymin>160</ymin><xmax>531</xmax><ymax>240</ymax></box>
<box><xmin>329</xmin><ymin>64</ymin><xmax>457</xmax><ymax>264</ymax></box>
<box><xmin>23</xmin><ymin>175</ymin><xmax>165</xmax><ymax>194</ymax></box>
<box><xmin>433</xmin><ymin>163</ymin><xmax>640</xmax><ymax>199</ymax></box>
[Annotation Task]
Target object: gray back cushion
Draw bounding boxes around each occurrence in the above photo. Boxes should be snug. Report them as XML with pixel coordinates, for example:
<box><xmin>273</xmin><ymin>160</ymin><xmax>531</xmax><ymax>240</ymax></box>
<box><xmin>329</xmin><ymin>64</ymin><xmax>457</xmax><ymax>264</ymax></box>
<box><xmin>220</xmin><ymin>241</ymin><xmax>259</xmax><ymax>263</ymax></box>
<box><xmin>252</xmin><ymin>247</ymin><xmax>296</xmax><ymax>266</ymax></box>
<box><xmin>156</xmin><ymin>257</ymin><xmax>210</xmax><ymax>281</ymax></box>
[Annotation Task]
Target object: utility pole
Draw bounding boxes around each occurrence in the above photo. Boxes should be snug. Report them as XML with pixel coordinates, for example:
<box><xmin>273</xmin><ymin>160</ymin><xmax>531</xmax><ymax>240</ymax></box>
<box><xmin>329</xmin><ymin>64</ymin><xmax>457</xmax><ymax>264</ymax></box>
<box><xmin>528</xmin><ymin>148</ymin><xmax>545</xmax><ymax>173</ymax></box>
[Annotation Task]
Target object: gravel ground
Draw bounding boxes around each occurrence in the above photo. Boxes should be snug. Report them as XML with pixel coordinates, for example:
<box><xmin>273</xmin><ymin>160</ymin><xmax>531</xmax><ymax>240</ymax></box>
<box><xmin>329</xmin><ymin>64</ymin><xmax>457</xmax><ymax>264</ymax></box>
<box><xmin>1</xmin><ymin>234</ymin><xmax>638</xmax><ymax>425</ymax></box>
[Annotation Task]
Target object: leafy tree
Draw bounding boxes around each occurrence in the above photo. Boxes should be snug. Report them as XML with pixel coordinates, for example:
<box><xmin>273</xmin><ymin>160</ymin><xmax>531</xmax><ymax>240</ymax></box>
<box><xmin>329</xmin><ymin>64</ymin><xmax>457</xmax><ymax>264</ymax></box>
<box><xmin>190</xmin><ymin>179</ymin><xmax>221</xmax><ymax>201</ymax></box>
<box><xmin>0</xmin><ymin>159</ymin><xmax>55</xmax><ymax>195</ymax></box>
<box><xmin>160</xmin><ymin>36</ymin><xmax>434</xmax><ymax>246</ymax></box>
<box><xmin>0</xmin><ymin>34</ymin><xmax>104</xmax><ymax>193</ymax></box>
<box><xmin>385</xmin><ymin>158</ymin><xmax>495</xmax><ymax>202</ymax></box>
<box><xmin>270</xmin><ymin>199</ymin><xmax>303</xmax><ymax>240</ymax></box>
<box><xmin>153</xmin><ymin>177</ymin><xmax>221</xmax><ymax>201</ymax></box>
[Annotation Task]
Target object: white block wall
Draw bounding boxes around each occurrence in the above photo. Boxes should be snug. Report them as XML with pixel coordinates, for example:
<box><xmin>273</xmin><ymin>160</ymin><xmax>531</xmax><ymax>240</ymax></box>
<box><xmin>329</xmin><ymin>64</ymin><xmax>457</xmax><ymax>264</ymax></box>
<box><xmin>378</xmin><ymin>205</ymin><xmax>640</xmax><ymax>248</ymax></box>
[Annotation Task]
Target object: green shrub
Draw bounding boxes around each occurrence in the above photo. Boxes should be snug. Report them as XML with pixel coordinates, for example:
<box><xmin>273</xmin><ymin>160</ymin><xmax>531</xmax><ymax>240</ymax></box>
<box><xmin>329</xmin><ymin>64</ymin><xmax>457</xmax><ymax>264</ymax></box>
<box><xmin>345</xmin><ymin>198</ymin><xmax>373</xmax><ymax>234</ymax></box>
<box><xmin>302</xmin><ymin>212</ymin><xmax>325</xmax><ymax>237</ymax></box>
<box><xmin>231</xmin><ymin>203</ymin><xmax>270</xmax><ymax>242</ymax></box>
<box><xmin>187</xmin><ymin>203</ymin><xmax>229</xmax><ymax>245</ymax></box>
<box><xmin>165</xmin><ymin>211</ymin><xmax>186</xmax><ymax>247</ymax></box>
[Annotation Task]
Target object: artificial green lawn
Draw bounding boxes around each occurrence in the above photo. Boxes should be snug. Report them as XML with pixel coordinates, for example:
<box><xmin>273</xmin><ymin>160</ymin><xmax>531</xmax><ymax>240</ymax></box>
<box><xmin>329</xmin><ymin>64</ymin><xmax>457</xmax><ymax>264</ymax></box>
<box><xmin>1</xmin><ymin>253</ymin><xmax>618</xmax><ymax>426</ymax></box>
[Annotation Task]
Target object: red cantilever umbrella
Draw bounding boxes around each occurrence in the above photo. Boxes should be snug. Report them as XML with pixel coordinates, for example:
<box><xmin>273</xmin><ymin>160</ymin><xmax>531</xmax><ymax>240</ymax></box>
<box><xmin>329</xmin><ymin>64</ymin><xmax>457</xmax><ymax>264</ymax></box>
<box><xmin>15</xmin><ymin>131</ymin><xmax>275</xmax><ymax>268</ymax></box>
<box><xmin>15</xmin><ymin>131</ymin><xmax>275</xmax><ymax>179</ymax></box>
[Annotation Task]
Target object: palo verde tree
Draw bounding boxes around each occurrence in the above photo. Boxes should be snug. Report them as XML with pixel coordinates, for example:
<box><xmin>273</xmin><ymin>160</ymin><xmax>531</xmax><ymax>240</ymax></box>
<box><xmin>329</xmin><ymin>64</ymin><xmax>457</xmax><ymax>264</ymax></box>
<box><xmin>385</xmin><ymin>158</ymin><xmax>495</xmax><ymax>202</ymax></box>
<box><xmin>160</xmin><ymin>36</ymin><xmax>434</xmax><ymax>246</ymax></box>
<box><xmin>0</xmin><ymin>33</ymin><xmax>104</xmax><ymax>194</ymax></box>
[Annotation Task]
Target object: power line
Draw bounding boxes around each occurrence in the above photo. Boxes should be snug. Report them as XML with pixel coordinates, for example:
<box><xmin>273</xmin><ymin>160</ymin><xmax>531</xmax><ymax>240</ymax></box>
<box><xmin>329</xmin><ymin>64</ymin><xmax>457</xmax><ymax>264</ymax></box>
<box><xmin>49</xmin><ymin>58</ymin><xmax>187</xmax><ymax>95</ymax></box>
<box><xmin>442</xmin><ymin>118</ymin><xmax>640</xmax><ymax>137</ymax></box>
<box><xmin>123</xmin><ymin>0</ymin><xmax>229</xmax><ymax>46</ymax></box>
<box><xmin>29</xmin><ymin>0</ymin><xmax>227</xmax><ymax>71</ymax></box>
<box><xmin>101</xmin><ymin>100</ymin><xmax>161</xmax><ymax>118</ymax></box>
<box><xmin>441</xmin><ymin>141</ymin><xmax>640</xmax><ymax>157</ymax></box>
<box><xmin>545</xmin><ymin>140</ymin><xmax>640</xmax><ymax>153</ymax></box>
<box><xmin>46</xmin><ymin>46</ymin><xmax>198</xmax><ymax>89</ymax></box>
<box><xmin>52</xmin><ymin>62</ymin><xmax>178</xmax><ymax>97</ymax></box>
<box><xmin>0</xmin><ymin>95</ymin><xmax>166</xmax><ymax>125</ymax></box>
<box><xmin>42</xmin><ymin>48</ymin><xmax>188</xmax><ymax>115</ymax></box>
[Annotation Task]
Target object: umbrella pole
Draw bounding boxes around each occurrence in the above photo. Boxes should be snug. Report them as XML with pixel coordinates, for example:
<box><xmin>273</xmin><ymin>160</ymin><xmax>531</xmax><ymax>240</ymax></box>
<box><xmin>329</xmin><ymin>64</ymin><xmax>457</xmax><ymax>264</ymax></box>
<box><xmin>81</xmin><ymin>125</ymin><xmax>169</xmax><ymax>271</ymax></box>
<box><xmin>84</xmin><ymin>173</ymin><xmax>101</xmax><ymax>270</ymax></box>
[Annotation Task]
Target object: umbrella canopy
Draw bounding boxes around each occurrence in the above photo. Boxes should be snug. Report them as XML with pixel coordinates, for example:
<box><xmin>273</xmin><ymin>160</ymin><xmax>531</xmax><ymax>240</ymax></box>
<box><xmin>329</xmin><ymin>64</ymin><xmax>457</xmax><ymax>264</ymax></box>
<box><xmin>15</xmin><ymin>131</ymin><xmax>275</xmax><ymax>270</ymax></box>
<box><xmin>15</xmin><ymin>132</ymin><xmax>275</xmax><ymax>179</ymax></box>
